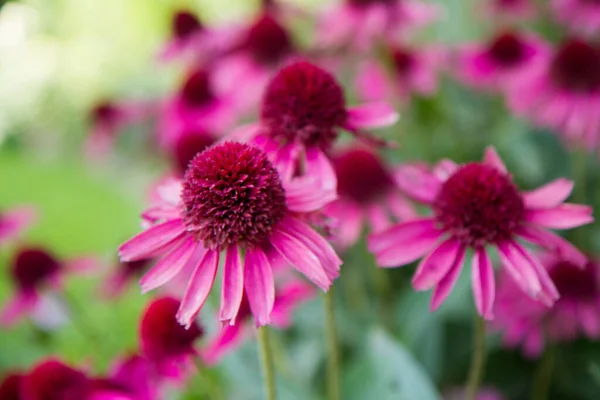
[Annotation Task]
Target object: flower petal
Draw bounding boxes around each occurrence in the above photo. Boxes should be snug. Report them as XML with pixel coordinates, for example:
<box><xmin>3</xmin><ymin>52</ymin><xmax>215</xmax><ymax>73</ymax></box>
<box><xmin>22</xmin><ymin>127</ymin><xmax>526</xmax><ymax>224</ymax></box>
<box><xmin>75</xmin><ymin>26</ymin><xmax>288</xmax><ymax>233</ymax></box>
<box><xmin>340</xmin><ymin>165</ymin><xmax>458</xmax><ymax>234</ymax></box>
<box><xmin>373</xmin><ymin>229</ymin><xmax>443</xmax><ymax>268</ymax></box>
<box><xmin>497</xmin><ymin>241</ymin><xmax>541</xmax><ymax>298</ymax></box>
<box><xmin>412</xmin><ymin>238</ymin><xmax>463</xmax><ymax>290</ymax></box>
<box><xmin>430</xmin><ymin>247</ymin><xmax>466</xmax><ymax>311</ymax></box>
<box><xmin>285</xmin><ymin>176</ymin><xmax>337</xmax><ymax>213</ymax></box>
<box><xmin>244</xmin><ymin>247</ymin><xmax>275</xmax><ymax>326</ymax></box>
<box><xmin>201</xmin><ymin>324</ymin><xmax>246</xmax><ymax>365</ymax></box>
<box><xmin>471</xmin><ymin>248</ymin><xmax>495</xmax><ymax>320</ymax></box>
<box><xmin>522</xmin><ymin>178</ymin><xmax>574</xmax><ymax>209</ymax></box>
<box><xmin>393</xmin><ymin>164</ymin><xmax>441</xmax><ymax>204</ymax></box>
<box><xmin>483</xmin><ymin>146</ymin><xmax>507</xmax><ymax>173</ymax></box>
<box><xmin>368</xmin><ymin>218</ymin><xmax>437</xmax><ymax>253</ymax></box>
<box><xmin>525</xmin><ymin>203</ymin><xmax>593</xmax><ymax>229</ymax></box>
<box><xmin>345</xmin><ymin>102</ymin><xmax>399</xmax><ymax>129</ymax></box>
<box><xmin>176</xmin><ymin>249</ymin><xmax>220</xmax><ymax>329</ymax></box>
<box><xmin>518</xmin><ymin>225</ymin><xmax>587</xmax><ymax>267</ymax></box>
<box><xmin>220</xmin><ymin>246</ymin><xmax>244</xmax><ymax>325</ymax></box>
<box><xmin>305</xmin><ymin>146</ymin><xmax>337</xmax><ymax>193</ymax></box>
<box><xmin>513</xmin><ymin>242</ymin><xmax>559</xmax><ymax>306</ymax></box>
<box><xmin>0</xmin><ymin>291</ymin><xmax>38</xmax><ymax>327</ymax></box>
<box><xmin>119</xmin><ymin>220</ymin><xmax>185</xmax><ymax>262</ymax></box>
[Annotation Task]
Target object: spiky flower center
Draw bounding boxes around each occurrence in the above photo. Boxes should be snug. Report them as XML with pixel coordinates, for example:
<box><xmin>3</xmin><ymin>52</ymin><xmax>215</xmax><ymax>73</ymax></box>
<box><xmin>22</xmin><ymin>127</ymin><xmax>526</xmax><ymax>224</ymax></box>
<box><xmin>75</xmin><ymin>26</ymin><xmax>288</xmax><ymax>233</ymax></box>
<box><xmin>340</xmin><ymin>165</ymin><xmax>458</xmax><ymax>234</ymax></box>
<box><xmin>261</xmin><ymin>61</ymin><xmax>348</xmax><ymax>149</ymax></box>
<box><xmin>172</xmin><ymin>130</ymin><xmax>216</xmax><ymax>174</ymax></box>
<box><xmin>550</xmin><ymin>39</ymin><xmax>600</xmax><ymax>93</ymax></box>
<box><xmin>391</xmin><ymin>47</ymin><xmax>415</xmax><ymax>76</ymax></box>
<box><xmin>172</xmin><ymin>11</ymin><xmax>202</xmax><ymax>40</ymax></box>
<box><xmin>334</xmin><ymin>148</ymin><xmax>395</xmax><ymax>204</ymax></box>
<box><xmin>487</xmin><ymin>32</ymin><xmax>527</xmax><ymax>67</ymax></box>
<box><xmin>181</xmin><ymin>69</ymin><xmax>214</xmax><ymax>107</ymax></box>
<box><xmin>242</xmin><ymin>14</ymin><xmax>293</xmax><ymax>65</ymax></box>
<box><xmin>182</xmin><ymin>142</ymin><xmax>287</xmax><ymax>249</ymax></box>
<box><xmin>433</xmin><ymin>163</ymin><xmax>524</xmax><ymax>248</ymax></box>
<box><xmin>11</xmin><ymin>249</ymin><xmax>61</xmax><ymax>291</ymax></box>
<box><xmin>549</xmin><ymin>260</ymin><xmax>598</xmax><ymax>301</ymax></box>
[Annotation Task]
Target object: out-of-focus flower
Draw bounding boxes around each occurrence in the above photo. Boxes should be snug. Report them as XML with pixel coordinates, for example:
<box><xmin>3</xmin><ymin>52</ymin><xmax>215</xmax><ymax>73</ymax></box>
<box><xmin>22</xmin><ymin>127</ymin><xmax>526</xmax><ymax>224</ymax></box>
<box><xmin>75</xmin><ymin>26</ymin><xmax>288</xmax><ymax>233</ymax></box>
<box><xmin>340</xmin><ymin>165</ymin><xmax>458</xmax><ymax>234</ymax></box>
<box><xmin>235</xmin><ymin>61</ymin><xmax>398</xmax><ymax>189</ymax></box>
<box><xmin>119</xmin><ymin>142</ymin><xmax>341</xmax><ymax>328</ymax></box>
<box><xmin>368</xmin><ymin>147</ymin><xmax>593</xmax><ymax>319</ymax></box>
<box><xmin>508</xmin><ymin>38</ymin><xmax>600</xmax><ymax>149</ymax></box>
<box><xmin>454</xmin><ymin>30</ymin><xmax>548</xmax><ymax>91</ymax></box>
<box><xmin>105</xmin><ymin>354</ymin><xmax>158</xmax><ymax>400</ymax></box>
<box><xmin>551</xmin><ymin>0</ymin><xmax>600</xmax><ymax>36</ymax></box>
<box><xmin>0</xmin><ymin>206</ymin><xmax>35</xmax><ymax>246</ymax></box>
<box><xmin>1</xmin><ymin>247</ymin><xmax>96</xmax><ymax>327</ymax></box>
<box><xmin>202</xmin><ymin>277</ymin><xmax>315</xmax><ymax>365</ymax></box>
<box><xmin>168</xmin><ymin>128</ymin><xmax>218</xmax><ymax>176</ymax></box>
<box><xmin>494</xmin><ymin>253</ymin><xmax>600</xmax><ymax>358</ymax></box>
<box><xmin>139</xmin><ymin>297</ymin><xmax>203</xmax><ymax>379</ymax></box>
<box><xmin>101</xmin><ymin>258</ymin><xmax>153</xmax><ymax>299</ymax></box>
<box><xmin>482</xmin><ymin>0</ymin><xmax>535</xmax><ymax>20</ymax></box>
<box><xmin>317</xmin><ymin>0</ymin><xmax>440</xmax><ymax>51</ymax></box>
<box><xmin>324</xmin><ymin>146</ymin><xmax>416</xmax><ymax>251</ymax></box>
<box><xmin>0</xmin><ymin>372</ymin><xmax>24</xmax><ymax>400</ymax></box>
<box><xmin>444</xmin><ymin>386</ymin><xmax>506</xmax><ymax>400</ymax></box>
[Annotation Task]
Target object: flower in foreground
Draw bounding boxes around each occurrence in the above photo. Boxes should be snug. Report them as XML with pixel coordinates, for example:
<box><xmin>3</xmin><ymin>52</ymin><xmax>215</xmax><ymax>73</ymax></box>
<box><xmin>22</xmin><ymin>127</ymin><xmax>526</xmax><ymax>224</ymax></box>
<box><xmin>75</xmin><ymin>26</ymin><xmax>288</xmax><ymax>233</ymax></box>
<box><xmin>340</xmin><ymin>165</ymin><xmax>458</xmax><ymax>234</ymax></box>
<box><xmin>494</xmin><ymin>252</ymin><xmax>600</xmax><ymax>357</ymax></box>
<box><xmin>119</xmin><ymin>141</ymin><xmax>341</xmax><ymax>327</ymax></box>
<box><xmin>235</xmin><ymin>61</ymin><xmax>398</xmax><ymax>188</ymax></box>
<box><xmin>0</xmin><ymin>372</ymin><xmax>24</xmax><ymax>400</ymax></box>
<box><xmin>0</xmin><ymin>206</ymin><xmax>35</xmax><ymax>246</ymax></box>
<box><xmin>551</xmin><ymin>0</ymin><xmax>600</xmax><ymax>36</ymax></box>
<box><xmin>368</xmin><ymin>147</ymin><xmax>593</xmax><ymax>319</ymax></box>
<box><xmin>325</xmin><ymin>145</ymin><xmax>416</xmax><ymax>250</ymax></box>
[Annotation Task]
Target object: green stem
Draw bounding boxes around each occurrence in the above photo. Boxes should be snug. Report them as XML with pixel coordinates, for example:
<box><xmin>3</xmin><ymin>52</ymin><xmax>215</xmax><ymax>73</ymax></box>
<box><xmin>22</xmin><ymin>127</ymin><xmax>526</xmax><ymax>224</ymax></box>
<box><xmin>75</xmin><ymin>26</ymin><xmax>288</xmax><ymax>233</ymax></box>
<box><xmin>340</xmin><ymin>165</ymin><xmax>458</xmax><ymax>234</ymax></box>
<box><xmin>193</xmin><ymin>357</ymin><xmax>225</xmax><ymax>400</ymax></box>
<box><xmin>324</xmin><ymin>288</ymin><xmax>340</xmax><ymax>400</ymax></box>
<box><xmin>531</xmin><ymin>346</ymin><xmax>555</xmax><ymax>400</ymax></box>
<box><xmin>62</xmin><ymin>289</ymin><xmax>103</xmax><ymax>347</ymax></box>
<box><xmin>258</xmin><ymin>326</ymin><xmax>276</xmax><ymax>400</ymax></box>
<box><xmin>465</xmin><ymin>315</ymin><xmax>486</xmax><ymax>400</ymax></box>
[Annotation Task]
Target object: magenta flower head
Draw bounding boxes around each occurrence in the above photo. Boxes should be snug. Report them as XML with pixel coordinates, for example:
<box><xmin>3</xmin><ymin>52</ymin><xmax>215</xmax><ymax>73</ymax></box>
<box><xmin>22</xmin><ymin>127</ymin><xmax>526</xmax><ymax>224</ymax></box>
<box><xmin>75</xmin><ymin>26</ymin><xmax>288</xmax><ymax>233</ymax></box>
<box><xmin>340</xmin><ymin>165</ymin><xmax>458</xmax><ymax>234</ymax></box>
<box><xmin>0</xmin><ymin>206</ymin><xmax>35</xmax><ymax>245</ymax></box>
<box><xmin>0</xmin><ymin>372</ymin><xmax>24</xmax><ymax>400</ymax></box>
<box><xmin>324</xmin><ymin>145</ymin><xmax>416</xmax><ymax>250</ymax></box>
<box><xmin>494</xmin><ymin>252</ymin><xmax>600</xmax><ymax>358</ymax></box>
<box><xmin>317</xmin><ymin>0</ymin><xmax>440</xmax><ymax>51</ymax></box>
<box><xmin>140</xmin><ymin>297</ymin><xmax>203</xmax><ymax>378</ymax></box>
<box><xmin>119</xmin><ymin>141</ymin><xmax>341</xmax><ymax>328</ymax></box>
<box><xmin>508</xmin><ymin>37</ymin><xmax>600</xmax><ymax>149</ymax></box>
<box><xmin>454</xmin><ymin>30</ymin><xmax>548</xmax><ymax>91</ymax></box>
<box><xmin>551</xmin><ymin>0</ymin><xmax>600</xmax><ymax>36</ymax></box>
<box><xmin>368</xmin><ymin>147</ymin><xmax>593</xmax><ymax>319</ymax></box>
<box><xmin>21</xmin><ymin>359</ymin><xmax>90</xmax><ymax>400</ymax></box>
<box><xmin>236</xmin><ymin>61</ymin><xmax>398</xmax><ymax>188</ymax></box>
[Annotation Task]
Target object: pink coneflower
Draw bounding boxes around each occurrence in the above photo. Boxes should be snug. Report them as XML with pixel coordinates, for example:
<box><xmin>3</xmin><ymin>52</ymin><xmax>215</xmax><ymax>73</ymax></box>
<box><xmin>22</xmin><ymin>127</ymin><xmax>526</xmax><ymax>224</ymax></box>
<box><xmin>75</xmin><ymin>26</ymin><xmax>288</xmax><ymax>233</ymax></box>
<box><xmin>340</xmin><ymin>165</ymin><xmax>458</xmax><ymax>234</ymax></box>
<box><xmin>159</xmin><ymin>9</ymin><xmax>219</xmax><ymax>63</ymax></box>
<box><xmin>140</xmin><ymin>297</ymin><xmax>203</xmax><ymax>378</ymax></box>
<box><xmin>120</xmin><ymin>141</ymin><xmax>341</xmax><ymax>328</ymax></box>
<box><xmin>235</xmin><ymin>61</ymin><xmax>398</xmax><ymax>187</ymax></box>
<box><xmin>0</xmin><ymin>372</ymin><xmax>24</xmax><ymax>400</ymax></box>
<box><xmin>324</xmin><ymin>146</ymin><xmax>416</xmax><ymax>250</ymax></box>
<box><xmin>106</xmin><ymin>354</ymin><xmax>158</xmax><ymax>400</ymax></box>
<box><xmin>0</xmin><ymin>206</ymin><xmax>35</xmax><ymax>245</ymax></box>
<box><xmin>368</xmin><ymin>147</ymin><xmax>593</xmax><ymax>319</ymax></box>
<box><xmin>317</xmin><ymin>0</ymin><xmax>440</xmax><ymax>51</ymax></box>
<box><xmin>202</xmin><ymin>277</ymin><xmax>315</xmax><ymax>365</ymax></box>
<box><xmin>508</xmin><ymin>38</ymin><xmax>600</xmax><ymax>149</ymax></box>
<box><xmin>356</xmin><ymin>43</ymin><xmax>444</xmax><ymax>104</ymax></box>
<box><xmin>494</xmin><ymin>253</ymin><xmax>600</xmax><ymax>357</ymax></box>
<box><xmin>101</xmin><ymin>258</ymin><xmax>153</xmax><ymax>298</ymax></box>
<box><xmin>454</xmin><ymin>30</ymin><xmax>548</xmax><ymax>91</ymax></box>
<box><xmin>482</xmin><ymin>0</ymin><xmax>535</xmax><ymax>20</ymax></box>
<box><xmin>551</xmin><ymin>0</ymin><xmax>600</xmax><ymax>36</ymax></box>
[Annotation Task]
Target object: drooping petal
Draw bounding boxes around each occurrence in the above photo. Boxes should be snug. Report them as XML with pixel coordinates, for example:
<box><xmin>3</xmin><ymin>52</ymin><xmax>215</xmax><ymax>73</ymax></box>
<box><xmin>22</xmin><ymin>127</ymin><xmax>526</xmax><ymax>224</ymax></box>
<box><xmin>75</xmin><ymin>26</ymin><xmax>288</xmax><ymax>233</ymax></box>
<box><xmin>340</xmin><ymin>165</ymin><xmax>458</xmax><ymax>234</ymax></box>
<box><xmin>271</xmin><ymin>280</ymin><xmax>316</xmax><ymax>328</ymax></box>
<box><xmin>497</xmin><ymin>241</ymin><xmax>542</xmax><ymax>298</ymax></box>
<box><xmin>220</xmin><ymin>246</ymin><xmax>244</xmax><ymax>325</ymax></box>
<box><xmin>344</xmin><ymin>103</ymin><xmax>399</xmax><ymax>129</ymax></box>
<box><xmin>483</xmin><ymin>146</ymin><xmax>507</xmax><ymax>174</ymax></box>
<box><xmin>176</xmin><ymin>249</ymin><xmax>220</xmax><ymax>328</ymax></box>
<box><xmin>522</xmin><ymin>178</ymin><xmax>574</xmax><ymax>209</ymax></box>
<box><xmin>285</xmin><ymin>176</ymin><xmax>337</xmax><ymax>213</ymax></box>
<box><xmin>525</xmin><ymin>203</ymin><xmax>593</xmax><ymax>229</ymax></box>
<box><xmin>368</xmin><ymin>218</ymin><xmax>437</xmax><ymax>253</ymax></box>
<box><xmin>373</xmin><ymin>229</ymin><xmax>442</xmax><ymax>268</ymax></box>
<box><xmin>140</xmin><ymin>237</ymin><xmax>199</xmax><ymax>293</ymax></box>
<box><xmin>471</xmin><ymin>248</ymin><xmax>495</xmax><ymax>320</ymax></box>
<box><xmin>0</xmin><ymin>291</ymin><xmax>38</xmax><ymax>327</ymax></box>
<box><xmin>393</xmin><ymin>164</ymin><xmax>441</xmax><ymax>204</ymax></box>
<box><xmin>119</xmin><ymin>220</ymin><xmax>186</xmax><ymax>262</ymax></box>
<box><xmin>305</xmin><ymin>146</ymin><xmax>337</xmax><ymax>192</ymax></box>
<box><xmin>518</xmin><ymin>225</ymin><xmax>587</xmax><ymax>267</ymax></box>
<box><xmin>201</xmin><ymin>324</ymin><xmax>247</xmax><ymax>365</ymax></box>
<box><xmin>513</xmin><ymin>243</ymin><xmax>559</xmax><ymax>306</ymax></box>
<box><xmin>430</xmin><ymin>246</ymin><xmax>466</xmax><ymax>311</ymax></box>
<box><xmin>412</xmin><ymin>238</ymin><xmax>463</xmax><ymax>290</ymax></box>
<box><xmin>244</xmin><ymin>247</ymin><xmax>275</xmax><ymax>326</ymax></box>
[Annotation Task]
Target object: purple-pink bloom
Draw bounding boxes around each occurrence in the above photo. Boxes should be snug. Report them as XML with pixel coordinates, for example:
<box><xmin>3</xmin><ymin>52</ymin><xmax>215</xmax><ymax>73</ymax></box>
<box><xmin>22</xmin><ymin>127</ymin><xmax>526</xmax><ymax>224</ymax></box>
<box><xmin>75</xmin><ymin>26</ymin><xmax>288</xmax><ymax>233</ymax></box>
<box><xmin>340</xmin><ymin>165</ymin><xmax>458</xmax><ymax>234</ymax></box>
<box><xmin>508</xmin><ymin>37</ymin><xmax>600</xmax><ymax>149</ymax></box>
<box><xmin>324</xmin><ymin>145</ymin><xmax>416</xmax><ymax>251</ymax></box>
<box><xmin>551</xmin><ymin>0</ymin><xmax>600</xmax><ymax>36</ymax></box>
<box><xmin>0</xmin><ymin>206</ymin><xmax>35</xmax><ymax>245</ymax></box>
<box><xmin>0</xmin><ymin>372</ymin><xmax>24</xmax><ymax>400</ymax></box>
<box><xmin>119</xmin><ymin>142</ymin><xmax>341</xmax><ymax>328</ymax></box>
<box><xmin>235</xmin><ymin>61</ymin><xmax>398</xmax><ymax>189</ymax></box>
<box><xmin>494</xmin><ymin>252</ymin><xmax>600</xmax><ymax>358</ymax></box>
<box><xmin>368</xmin><ymin>147</ymin><xmax>593</xmax><ymax>319</ymax></box>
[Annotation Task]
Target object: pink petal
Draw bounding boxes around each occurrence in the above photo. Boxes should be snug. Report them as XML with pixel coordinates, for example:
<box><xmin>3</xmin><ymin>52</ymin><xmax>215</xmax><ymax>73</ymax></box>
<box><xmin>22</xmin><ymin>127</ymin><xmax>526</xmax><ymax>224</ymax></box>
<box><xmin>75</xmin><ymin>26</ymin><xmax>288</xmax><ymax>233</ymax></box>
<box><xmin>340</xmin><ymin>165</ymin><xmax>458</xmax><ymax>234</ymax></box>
<box><xmin>430</xmin><ymin>246</ymin><xmax>466</xmax><ymax>311</ymax></box>
<box><xmin>366</xmin><ymin>204</ymin><xmax>392</xmax><ymax>233</ymax></box>
<box><xmin>140</xmin><ymin>237</ymin><xmax>199</xmax><ymax>293</ymax></box>
<box><xmin>0</xmin><ymin>206</ymin><xmax>36</xmax><ymax>242</ymax></box>
<box><xmin>432</xmin><ymin>159</ymin><xmax>458</xmax><ymax>180</ymax></box>
<box><xmin>119</xmin><ymin>220</ymin><xmax>185</xmax><ymax>262</ymax></box>
<box><xmin>373</xmin><ymin>229</ymin><xmax>443</xmax><ymax>268</ymax></box>
<box><xmin>518</xmin><ymin>225</ymin><xmax>587</xmax><ymax>266</ymax></box>
<box><xmin>1</xmin><ymin>291</ymin><xmax>38</xmax><ymax>327</ymax></box>
<box><xmin>368</xmin><ymin>218</ymin><xmax>437</xmax><ymax>253</ymax></box>
<box><xmin>326</xmin><ymin>200</ymin><xmax>364</xmax><ymax>251</ymax></box>
<box><xmin>305</xmin><ymin>146</ymin><xmax>337</xmax><ymax>192</ymax></box>
<box><xmin>65</xmin><ymin>257</ymin><xmax>98</xmax><ymax>274</ymax></box>
<box><xmin>525</xmin><ymin>203</ymin><xmax>593</xmax><ymax>229</ymax></box>
<box><xmin>344</xmin><ymin>102</ymin><xmax>399</xmax><ymax>129</ymax></box>
<box><xmin>513</xmin><ymin>243</ymin><xmax>559</xmax><ymax>306</ymax></box>
<box><xmin>176</xmin><ymin>249</ymin><xmax>220</xmax><ymax>329</ymax></box>
<box><xmin>271</xmin><ymin>280</ymin><xmax>316</xmax><ymax>328</ymax></box>
<box><xmin>285</xmin><ymin>176</ymin><xmax>337</xmax><ymax>213</ymax></box>
<box><xmin>244</xmin><ymin>247</ymin><xmax>275</xmax><ymax>326</ymax></box>
<box><xmin>483</xmin><ymin>146</ymin><xmax>507</xmax><ymax>174</ymax></box>
<box><xmin>393</xmin><ymin>164</ymin><xmax>441</xmax><ymax>204</ymax></box>
<box><xmin>270</xmin><ymin>228</ymin><xmax>332</xmax><ymax>290</ymax></box>
<box><xmin>578</xmin><ymin>303</ymin><xmax>600</xmax><ymax>338</ymax></box>
<box><xmin>471</xmin><ymin>248</ymin><xmax>495</xmax><ymax>320</ymax></box>
<box><xmin>497</xmin><ymin>241</ymin><xmax>542</xmax><ymax>298</ymax></box>
<box><xmin>522</xmin><ymin>178</ymin><xmax>574</xmax><ymax>209</ymax></box>
<box><xmin>220</xmin><ymin>246</ymin><xmax>244</xmax><ymax>325</ymax></box>
<box><xmin>355</xmin><ymin>61</ymin><xmax>391</xmax><ymax>102</ymax></box>
<box><xmin>201</xmin><ymin>324</ymin><xmax>247</xmax><ymax>366</ymax></box>
<box><xmin>412</xmin><ymin>238</ymin><xmax>463</xmax><ymax>290</ymax></box>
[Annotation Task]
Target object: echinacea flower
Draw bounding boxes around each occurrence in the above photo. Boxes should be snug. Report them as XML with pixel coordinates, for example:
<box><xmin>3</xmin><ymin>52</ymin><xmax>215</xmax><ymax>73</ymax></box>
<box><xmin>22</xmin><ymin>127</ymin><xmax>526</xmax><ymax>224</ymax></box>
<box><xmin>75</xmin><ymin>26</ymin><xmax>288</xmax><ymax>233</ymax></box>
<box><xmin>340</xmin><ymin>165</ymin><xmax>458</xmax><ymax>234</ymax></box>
<box><xmin>0</xmin><ymin>206</ymin><xmax>35</xmax><ymax>245</ymax></box>
<box><xmin>0</xmin><ymin>372</ymin><xmax>24</xmax><ymax>400</ymax></box>
<box><xmin>101</xmin><ymin>258</ymin><xmax>153</xmax><ymax>298</ymax></box>
<box><xmin>235</xmin><ymin>61</ymin><xmax>398</xmax><ymax>188</ymax></box>
<box><xmin>119</xmin><ymin>142</ymin><xmax>341</xmax><ymax>328</ymax></box>
<box><xmin>324</xmin><ymin>145</ymin><xmax>416</xmax><ymax>250</ymax></box>
<box><xmin>481</xmin><ymin>0</ymin><xmax>535</xmax><ymax>21</ymax></box>
<box><xmin>494</xmin><ymin>252</ymin><xmax>600</xmax><ymax>357</ymax></box>
<box><xmin>551</xmin><ymin>0</ymin><xmax>600</xmax><ymax>36</ymax></box>
<box><xmin>454</xmin><ymin>30</ymin><xmax>548</xmax><ymax>91</ymax></box>
<box><xmin>202</xmin><ymin>276</ymin><xmax>315</xmax><ymax>365</ymax></box>
<box><xmin>103</xmin><ymin>354</ymin><xmax>158</xmax><ymax>400</ymax></box>
<box><xmin>140</xmin><ymin>297</ymin><xmax>203</xmax><ymax>379</ymax></box>
<box><xmin>317</xmin><ymin>0</ymin><xmax>440</xmax><ymax>51</ymax></box>
<box><xmin>368</xmin><ymin>147</ymin><xmax>593</xmax><ymax>319</ymax></box>
<box><xmin>508</xmin><ymin>37</ymin><xmax>600</xmax><ymax>149</ymax></box>
<box><xmin>356</xmin><ymin>43</ymin><xmax>445</xmax><ymax>104</ymax></box>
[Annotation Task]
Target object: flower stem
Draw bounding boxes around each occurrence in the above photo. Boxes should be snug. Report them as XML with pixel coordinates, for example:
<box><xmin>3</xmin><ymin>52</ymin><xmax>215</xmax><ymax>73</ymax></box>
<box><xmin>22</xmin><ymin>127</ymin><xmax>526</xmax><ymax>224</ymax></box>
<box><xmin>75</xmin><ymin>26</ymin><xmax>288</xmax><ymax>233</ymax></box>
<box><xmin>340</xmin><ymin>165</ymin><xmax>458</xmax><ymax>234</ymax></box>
<box><xmin>258</xmin><ymin>326</ymin><xmax>277</xmax><ymax>400</ymax></box>
<box><xmin>193</xmin><ymin>356</ymin><xmax>225</xmax><ymax>400</ymax></box>
<box><xmin>531</xmin><ymin>345</ymin><xmax>555</xmax><ymax>400</ymax></box>
<box><xmin>324</xmin><ymin>288</ymin><xmax>340</xmax><ymax>400</ymax></box>
<box><xmin>465</xmin><ymin>315</ymin><xmax>486</xmax><ymax>400</ymax></box>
